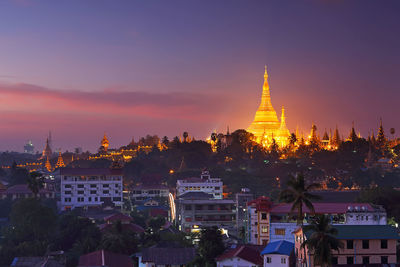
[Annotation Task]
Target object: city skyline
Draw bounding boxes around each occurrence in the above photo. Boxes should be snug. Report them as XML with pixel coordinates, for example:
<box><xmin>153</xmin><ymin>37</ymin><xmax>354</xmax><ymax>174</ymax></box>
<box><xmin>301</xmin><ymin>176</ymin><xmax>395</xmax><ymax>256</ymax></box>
<box><xmin>1</xmin><ymin>0</ymin><xmax>399</xmax><ymax>152</ymax></box>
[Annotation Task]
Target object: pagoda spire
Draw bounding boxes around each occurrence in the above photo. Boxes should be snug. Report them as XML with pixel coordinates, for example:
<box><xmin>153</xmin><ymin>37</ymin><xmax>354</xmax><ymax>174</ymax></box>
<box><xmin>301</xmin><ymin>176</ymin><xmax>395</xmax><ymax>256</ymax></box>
<box><xmin>55</xmin><ymin>151</ymin><xmax>65</xmax><ymax>168</ymax></box>
<box><xmin>260</xmin><ymin>65</ymin><xmax>274</xmax><ymax>111</ymax></box>
<box><xmin>45</xmin><ymin>156</ymin><xmax>52</xmax><ymax>172</ymax></box>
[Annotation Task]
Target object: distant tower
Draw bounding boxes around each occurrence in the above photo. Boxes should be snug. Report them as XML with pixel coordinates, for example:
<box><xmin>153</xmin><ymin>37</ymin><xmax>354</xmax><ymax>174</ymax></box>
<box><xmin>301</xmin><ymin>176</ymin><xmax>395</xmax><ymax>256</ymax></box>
<box><xmin>55</xmin><ymin>151</ymin><xmax>65</xmax><ymax>168</ymax></box>
<box><xmin>48</xmin><ymin>131</ymin><xmax>53</xmax><ymax>151</ymax></box>
<box><xmin>24</xmin><ymin>140</ymin><xmax>35</xmax><ymax>154</ymax></box>
<box><xmin>100</xmin><ymin>133</ymin><xmax>110</xmax><ymax>152</ymax></box>
<box><xmin>45</xmin><ymin>156</ymin><xmax>52</xmax><ymax>172</ymax></box>
<box><xmin>42</xmin><ymin>138</ymin><xmax>52</xmax><ymax>159</ymax></box>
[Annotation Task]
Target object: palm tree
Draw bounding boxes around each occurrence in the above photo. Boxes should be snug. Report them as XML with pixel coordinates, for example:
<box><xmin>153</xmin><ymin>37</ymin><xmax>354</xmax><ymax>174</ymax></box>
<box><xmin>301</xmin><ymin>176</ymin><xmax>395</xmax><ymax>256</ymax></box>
<box><xmin>26</xmin><ymin>171</ymin><xmax>44</xmax><ymax>197</ymax></box>
<box><xmin>279</xmin><ymin>174</ymin><xmax>321</xmax><ymax>225</ymax></box>
<box><xmin>301</xmin><ymin>215</ymin><xmax>343</xmax><ymax>267</ymax></box>
<box><xmin>279</xmin><ymin>173</ymin><xmax>321</xmax><ymax>266</ymax></box>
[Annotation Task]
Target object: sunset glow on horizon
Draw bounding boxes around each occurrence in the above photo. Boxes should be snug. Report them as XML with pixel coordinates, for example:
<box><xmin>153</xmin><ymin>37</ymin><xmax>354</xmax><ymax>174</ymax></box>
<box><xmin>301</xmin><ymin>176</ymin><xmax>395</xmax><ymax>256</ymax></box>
<box><xmin>1</xmin><ymin>0</ymin><xmax>399</xmax><ymax>152</ymax></box>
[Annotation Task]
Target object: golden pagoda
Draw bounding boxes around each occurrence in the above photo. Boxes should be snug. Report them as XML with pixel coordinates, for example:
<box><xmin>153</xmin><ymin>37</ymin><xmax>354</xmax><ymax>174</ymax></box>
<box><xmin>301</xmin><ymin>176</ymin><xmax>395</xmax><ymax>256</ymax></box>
<box><xmin>247</xmin><ymin>66</ymin><xmax>290</xmax><ymax>147</ymax></box>
<box><xmin>42</xmin><ymin>138</ymin><xmax>52</xmax><ymax>159</ymax></box>
<box><xmin>55</xmin><ymin>151</ymin><xmax>65</xmax><ymax>168</ymax></box>
<box><xmin>45</xmin><ymin>156</ymin><xmax>52</xmax><ymax>172</ymax></box>
<box><xmin>101</xmin><ymin>133</ymin><xmax>109</xmax><ymax>152</ymax></box>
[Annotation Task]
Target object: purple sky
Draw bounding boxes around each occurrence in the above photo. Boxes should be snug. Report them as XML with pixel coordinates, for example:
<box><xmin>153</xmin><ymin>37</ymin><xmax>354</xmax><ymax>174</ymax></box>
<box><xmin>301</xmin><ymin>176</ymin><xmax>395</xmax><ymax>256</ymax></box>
<box><xmin>0</xmin><ymin>0</ymin><xmax>399</xmax><ymax>152</ymax></box>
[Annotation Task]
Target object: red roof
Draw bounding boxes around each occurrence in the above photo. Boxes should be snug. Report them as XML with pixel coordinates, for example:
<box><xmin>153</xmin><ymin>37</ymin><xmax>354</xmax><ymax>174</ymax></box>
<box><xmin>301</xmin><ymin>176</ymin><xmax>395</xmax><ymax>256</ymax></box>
<box><xmin>78</xmin><ymin>250</ymin><xmax>133</xmax><ymax>267</ymax></box>
<box><xmin>150</xmin><ymin>208</ymin><xmax>168</xmax><ymax>217</ymax></box>
<box><xmin>104</xmin><ymin>213</ymin><xmax>133</xmax><ymax>223</ymax></box>
<box><xmin>216</xmin><ymin>245</ymin><xmax>264</xmax><ymax>266</ymax></box>
<box><xmin>6</xmin><ymin>184</ymin><xmax>52</xmax><ymax>194</ymax></box>
<box><xmin>270</xmin><ymin>202</ymin><xmax>374</xmax><ymax>214</ymax></box>
<box><xmin>99</xmin><ymin>223</ymin><xmax>144</xmax><ymax>234</ymax></box>
<box><xmin>247</xmin><ymin>196</ymin><xmax>273</xmax><ymax>212</ymax></box>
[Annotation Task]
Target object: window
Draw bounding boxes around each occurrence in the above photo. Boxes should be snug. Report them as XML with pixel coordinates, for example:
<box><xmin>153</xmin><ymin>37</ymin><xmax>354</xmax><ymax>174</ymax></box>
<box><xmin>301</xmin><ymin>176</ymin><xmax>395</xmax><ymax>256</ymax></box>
<box><xmin>261</xmin><ymin>213</ymin><xmax>267</xmax><ymax>220</ymax></box>
<box><xmin>346</xmin><ymin>240</ymin><xmax>353</xmax><ymax>249</ymax></box>
<box><xmin>65</xmin><ymin>191</ymin><xmax>72</xmax><ymax>195</ymax></box>
<box><xmin>88</xmin><ymin>197</ymin><xmax>91</xmax><ymax>202</ymax></box>
<box><xmin>281</xmin><ymin>257</ymin><xmax>286</xmax><ymax>264</ymax></box>
<box><xmin>381</xmin><ymin>256</ymin><xmax>388</xmax><ymax>264</ymax></box>
<box><xmin>266</xmin><ymin>257</ymin><xmax>271</xmax><ymax>263</ymax></box>
<box><xmin>185</xmin><ymin>205</ymin><xmax>192</xmax><ymax>210</ymax></box>
<box><xmin>64</xmin><ymin>184</ymin><xmax>71</xmax><ymax>188</ymax></box>
<box><xmin>362</xmin><ymin>240</ymin><xmax>369</xmax><ymax>249</ymax></box>
<box><xmin>255</xmin><ymin>234</ymin><xmax>258</xmax><ymax>238</ymax></box>
<box><xmin>90</xmin><ymin>190</ymin><xmax>96</xmax><ymax>194</ymax></box>
<box><xmin>347</xmin><ymin>257</ymin><xmax>353</xmax><ymax>264</ymax></box>
<box><xmin>262</xmin><ymin>239</ymin><xmax>268</xmax><ymax>246</ymax></box>
<box><xmin>77</xmin><ymin>184</ymin><xmax>84</xmax><ymax>188</ymax></box>
<box><xmin>332</xmin><ymin>257</ymin><xmax>338</xmax><ymax>265</ymax></box>
<box><xmin>261</xmin><ymin>226</ymin><xmax>268</xmax><ymax>233</ymax></box>
<box><xmin>64</xmin><ymin>198</ymin><xmax>71</xmax><ymax>202</ymax></box>
<box><xmin>381</xmin><ymin>239</ymin><xmax>388</xmax><ymax>249</ymax></box>
<box><xmin>112</xmin><ymin>197</ymin><xmax>121</xmax><ymax>201</ymax></box>
<box><xmin>103</xmin><ymin>184</ymin><xmax>109</xmax><ymax>187</ymax></box>
<box><xmin>362</xmin><ymin>256</ymin><xmax>369</xmax><ymax>264</ymax></box>
<box><xmin>275</xmin><ymin>228</ymin><xmax>285</xmax><ymax>236</ymax></box>
<box><xmin>77</xmin><ymin>191</ymin><xmax>84</xmax><ymax>194</ymax></box>
<box><xmin>90</xmin><ymin>184</ymin><xmax>96</xmax><ymax>188</ymax></box>
<box><xmin>215</xmin><ymin>187</ymin><xmax>220</xmax><ymax>190</ymax></box>
<box><xmin>103</xmin><ymin>190</ymin><xmax>109</xmax><ymax>194</ymax></box>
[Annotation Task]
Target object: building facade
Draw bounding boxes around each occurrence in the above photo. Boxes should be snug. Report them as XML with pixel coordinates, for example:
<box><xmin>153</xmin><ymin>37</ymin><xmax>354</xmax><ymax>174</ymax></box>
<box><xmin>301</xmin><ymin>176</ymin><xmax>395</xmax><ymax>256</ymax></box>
<box><xmin>294</xmin><ymin>225</ymin><xmax>399</xmax><ymax>266</ymax></box>
<box><xmin>176</xmin><ymin>192</ymin><xmax>236</xmax><ymax>233</ymax></box>
<box><xmin>246</xmin><ymin>196</ymin><xmax>273</xmax><ymax>245</ymax></box>
<box><xmin>235</xmin><ymin>188</ymin><xmax>253</xmax><ymax>230</ymax></box>
<box><xmin>130</xmin><ymin>184</ymin><xmax>169</xmax><ymax>202</ymax></box>
<box><xmin>176</xmin><ymin>171</ymin><xmax>223</xmax><ymax>199</ymax></box>
<box><xmin>59</xmin><ymin>168</ymin><xmax>123</xmax><ymax>211</ymax></box>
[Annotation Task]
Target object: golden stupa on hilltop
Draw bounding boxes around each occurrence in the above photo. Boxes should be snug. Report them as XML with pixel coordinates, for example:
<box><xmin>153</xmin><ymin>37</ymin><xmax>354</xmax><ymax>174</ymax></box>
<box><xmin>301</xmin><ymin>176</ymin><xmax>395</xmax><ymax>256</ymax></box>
<box><xmin>247</xmin><ymin>66</ymin><xmax>290</xmax><ymax>147</ymax></box>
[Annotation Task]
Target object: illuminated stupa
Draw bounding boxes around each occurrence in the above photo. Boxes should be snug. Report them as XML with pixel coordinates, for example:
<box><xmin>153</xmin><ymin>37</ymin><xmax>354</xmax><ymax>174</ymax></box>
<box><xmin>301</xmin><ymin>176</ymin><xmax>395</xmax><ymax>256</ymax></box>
<box><xmin>247</xmin><ymin>66</ymin><xmax>290</xmax><ymax>147</ymax></box>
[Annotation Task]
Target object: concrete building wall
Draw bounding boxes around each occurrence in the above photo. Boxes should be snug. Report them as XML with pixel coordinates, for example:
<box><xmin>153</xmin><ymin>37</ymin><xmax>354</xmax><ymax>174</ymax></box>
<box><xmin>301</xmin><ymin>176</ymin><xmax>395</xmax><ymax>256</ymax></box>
<box><xmin>263</xmin><ymin>254</ymin><xmax>290</xmax><ymax>267</ymax></box>
<box><xmin>217</xmin><ymin>257</ymin><xmax>259</xmax><ymax>267</ymax></box>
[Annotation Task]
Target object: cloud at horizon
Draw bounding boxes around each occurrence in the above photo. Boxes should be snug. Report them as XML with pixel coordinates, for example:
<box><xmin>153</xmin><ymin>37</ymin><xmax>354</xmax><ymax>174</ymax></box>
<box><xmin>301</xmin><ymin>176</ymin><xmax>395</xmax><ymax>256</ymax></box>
<box><xmin>0</xmin><ymin>83</ymin><xmax>237</xmax><ymax>152</ymax></box>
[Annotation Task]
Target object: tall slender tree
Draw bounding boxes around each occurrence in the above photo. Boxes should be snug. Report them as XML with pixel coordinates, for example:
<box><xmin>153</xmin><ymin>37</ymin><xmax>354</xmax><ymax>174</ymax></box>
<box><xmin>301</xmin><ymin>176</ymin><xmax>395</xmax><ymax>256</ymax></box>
<box><xmin>26</xmin><ymin>171</ymin><xmax>44</xmax><ymax>197</ymax></box>
<box><xmin>279</xmin><ymin>173</ymin><xmax>321</xmax><ymax>267</ymax></box>
<box><xmin>301</xmin><ymin>215</ymin><xmax>343</xmax><ymax>267</ymax></box>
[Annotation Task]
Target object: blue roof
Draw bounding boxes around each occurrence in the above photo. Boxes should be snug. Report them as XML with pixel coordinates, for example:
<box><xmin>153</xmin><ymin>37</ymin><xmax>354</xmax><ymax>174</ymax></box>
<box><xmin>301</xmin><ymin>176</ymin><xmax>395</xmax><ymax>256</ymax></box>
<box><xmin>261</xmin><ymin>240</ymin><xmax>294</xmax><ymax>256</ymax></box>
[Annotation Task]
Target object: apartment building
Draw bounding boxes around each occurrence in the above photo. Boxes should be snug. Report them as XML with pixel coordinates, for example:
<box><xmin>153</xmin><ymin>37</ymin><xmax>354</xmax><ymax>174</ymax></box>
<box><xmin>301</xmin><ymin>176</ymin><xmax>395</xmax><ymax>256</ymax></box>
<box><xmin>246</xmin><ymin>196</ymin><xmax>273</xmax><ymax>246</ymax></box>
<box><xmin>294</xmin><ymin>225</ymin><xmax>399</xmax><ymax>266</ymax></box>
<box><xmin>130</xmin><ymin>184</ymin><xmax>169</xmax><ymax>202</ymax></box>
<box><xmin>176</xmin><ymin>171</ymin><xmax>223</xmax><ymax>199</ymax></box>
<box><xmin>59</xmin><ymin>168</ymin><xmax>123</xmax><ymax>211</ymax></box>
<box><xmin>176</xmin><ymin>191</ymin><xmax>236</xmax><ymax>233</ymax></box>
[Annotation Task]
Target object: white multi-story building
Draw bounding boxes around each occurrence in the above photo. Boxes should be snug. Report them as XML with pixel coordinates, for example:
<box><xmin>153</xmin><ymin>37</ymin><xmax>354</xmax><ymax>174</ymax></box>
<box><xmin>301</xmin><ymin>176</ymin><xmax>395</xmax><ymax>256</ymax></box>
<box><xmin>176</xmin><ymin>171</ymin><xmax>223</xmax><ymax>199</ymax></box>
<box><xmin>130</xmin><ymin>184</ymin><xmax>169</xmax><ymax>202</ymax></box>
<box><xmin>268</xmin><ymin>203</ymin><xmax>387</xmax><ymax>244</ymax></box>
<box><xmin>246</xmin><ymin>200</ymin><xmax>388</xmax><ymax>245</ymax></box>
<box><xmin>58</xmin><ymin>168</ymin><xmax>123</xmax><ymax>211</ymax></box>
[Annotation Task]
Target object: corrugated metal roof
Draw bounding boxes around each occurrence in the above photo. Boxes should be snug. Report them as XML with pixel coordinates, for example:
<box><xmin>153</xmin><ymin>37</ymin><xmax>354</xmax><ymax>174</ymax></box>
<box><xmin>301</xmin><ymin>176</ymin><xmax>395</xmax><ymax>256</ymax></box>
<box><xmin>261</xmin><ymin>240</ymin><xmax>294</xmax><ymax>256</ymax></box>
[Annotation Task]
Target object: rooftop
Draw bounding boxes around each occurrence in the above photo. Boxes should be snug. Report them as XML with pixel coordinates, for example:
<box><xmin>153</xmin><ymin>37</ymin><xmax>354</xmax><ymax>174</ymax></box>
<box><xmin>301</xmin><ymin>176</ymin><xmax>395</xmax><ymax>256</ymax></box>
<box><xmin>78</xmin><ymin>250</ymin><xmax>133</xmax><ymax>267</ymax></box>
<box><xmin>303</xmin><ymin>225</ymin><xmax>400</xmax><ymax>240</ymax></box>
<box><xmin>216</xmin><ymin>245</ymin><xmax>264</xmax><ymax>265</ymax></box>
<box><xmin>6</xmin><ymin>184</ymin><xmax>52</xmax><ymax>194</ymax></box>
<box><xmin>141</xmin><ymin>247</ymin><xmax>196</xmax><ymax>265</ymax></box>
<box><xmin>261</xmin><ymin>240</ymin><xmax>294</xmax><ymax>256</ymax></box>
<box><xmin>104</xmin><ymin>213</ymin><xmax>132</xmax><ymax>222</ymax></box>
<box><xmin>271</xmin><ymin>202</ymin><xmax>375</xmax><ymax>214</ymax></box>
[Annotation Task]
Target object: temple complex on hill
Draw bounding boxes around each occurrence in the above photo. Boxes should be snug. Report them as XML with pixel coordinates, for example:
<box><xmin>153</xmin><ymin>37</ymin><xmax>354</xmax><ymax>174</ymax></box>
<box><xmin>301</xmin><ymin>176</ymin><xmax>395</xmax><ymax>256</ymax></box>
<box><xmin>247</xmin><ymin>66</ymin><xmax>290</xmax><ymax>147</ymax></box>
